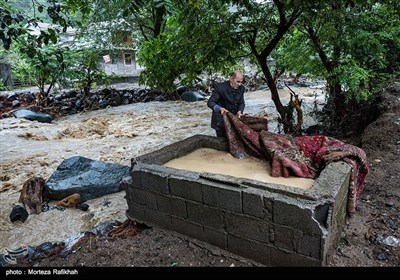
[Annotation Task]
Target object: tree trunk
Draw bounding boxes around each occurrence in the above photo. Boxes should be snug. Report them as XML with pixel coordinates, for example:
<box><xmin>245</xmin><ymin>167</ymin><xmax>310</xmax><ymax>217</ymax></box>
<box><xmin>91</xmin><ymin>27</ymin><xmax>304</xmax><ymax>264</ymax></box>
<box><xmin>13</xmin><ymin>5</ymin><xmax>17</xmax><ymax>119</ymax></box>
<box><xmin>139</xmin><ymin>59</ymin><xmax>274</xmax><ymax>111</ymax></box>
<box><xmin>257</xmin><ymin>57</ymin><xmax>302</xmax><ymax>135</ymax></box>
<box><xmin>244</xmin><ymin>1</ymin><xmax>302</xmax><ymax>134</ymax></box>
<box><xmin>0</xmin><ymin>63</ymin><xmax>13</xmax><ymax>87</ymax></box>
<box><xmin>306</xmin><ymin>25</ymin><xmax>348</xmax><ymax>124</ymax></box>
<box><xmin>330</xmin><ymin>82</ymin><xmax>347</xmax><ymax>121</ymax></box>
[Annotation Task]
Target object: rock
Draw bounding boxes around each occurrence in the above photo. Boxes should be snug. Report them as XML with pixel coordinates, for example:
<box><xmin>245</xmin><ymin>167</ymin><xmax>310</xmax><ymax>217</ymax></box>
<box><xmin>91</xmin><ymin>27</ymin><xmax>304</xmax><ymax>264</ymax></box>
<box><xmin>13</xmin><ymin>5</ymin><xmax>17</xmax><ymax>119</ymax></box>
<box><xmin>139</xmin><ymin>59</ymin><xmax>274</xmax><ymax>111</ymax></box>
<box><xmin>387</xmin><ymin>82</ymin><xmax>400</xmax><ymax>94</ymax></box>
<box><xmin>20</xmin><ymin>92</ymin><xmax>36</xmax><ymax>102</ymax></box>
<box><xmin>54</xmin><ymin>193</ymin><xmax>81</xmax><ymax>208</ymax></box>
<box><xmin>11</xmin><ymin>100</ymin><xmax>20</xmax><ymax>108</ymax></box>
<box><xmin>31</xmin><ymin>242</ymin><xmax>65</xmax><ymax>261</ymax></box>
<box><xmin>180</xmin><ymin>91</ymin><xmax>205</xmax><ymax>102</ymax></box>
<box><xmin>12</xmin><ymin>109</ymin><xmax>53</xmax><ymax>123</ymax></box>
<box><xmin>5</xmin><ymin>92</ymin><xmax>17</xmax><ymax>100</ymax></box>
<box><xmin>44</xmin><ymin>156</ymin><xmax>130</xmax><ymax>201</ymax></box>
<box><xmin>90</xmin><ymin>220</ymin><xmax>121</xmax><ymax>236</ymax></box>
<box><xmin>9</xmin><ymin>205</ymin><xmax>29</xmax><ymax>223</ymax></box>
<box><xmin>76</xmin><ymin>203</ymin><xmax>89</xmax><ymax>211</ymax></box>
<box><xmin>19</xmin><ymin>177</ymin><xmax>45</xmax><ymax>214</ymax></box>
<box><xmin>176</xmin><ymin>86</ymin><xmax>188</xmax><ymax>95</ymax></box>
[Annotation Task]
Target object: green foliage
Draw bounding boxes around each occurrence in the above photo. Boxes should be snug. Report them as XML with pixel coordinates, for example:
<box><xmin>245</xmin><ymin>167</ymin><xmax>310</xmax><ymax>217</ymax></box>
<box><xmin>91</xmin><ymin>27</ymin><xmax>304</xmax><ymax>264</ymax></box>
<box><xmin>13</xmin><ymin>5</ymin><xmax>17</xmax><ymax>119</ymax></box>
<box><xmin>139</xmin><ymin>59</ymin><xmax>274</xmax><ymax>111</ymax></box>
<box><xmin>280</xmin><ymin>0</ymin><xmax>400</xmax><ymax>109</ymax></box>
<box><xmin>137</xmin><ymin>1</ymin><xmax>249</xmax><ymax>92</ymax></box>
<box><xmin>63</xmin><ymin>48</ymin><xmax>109</xmax><ymax>95</ymax></box>
<box><xmin>137</xmin><ymin>0</ymin><xmax>306</xmax><ymax>97</ymax></box>
<box><xmin>0</xmin><ymin>0</ymin><xmax>93</xmax><ymax>105</ymax></box>
<box><xmin>137</xmin><ymin>37</ymin><xmax>176</xmax><ymax>92</ymax></box>
<box><xmin>90</xmin><ymin>0</ymin><xmax>178</xmax><ymax>42</ymax></box>
<box><xmin>274</xmin><ymin>29</ymin><xmax>325</xmax><ymax>77</ymax></box>
<box><xmin>21</xmin><ymin>41</ymin><xmax>67</xmax><ymax>95</ymax></box>
<box><xmin>12</xmin><ymin>59</ymin><xmax>37</xmax><ymax>87</ymax></box>
<box><xmin>1</xmin><ymin>45</ymin><xmax>34</xmax><ymax>87</ymax></box>
<box><xmin>349</xmin><ymin>3</ymin><xmax>400</xmax><ymax>77</ymax></box>
<box><xmin>330</xmin><ymin>61</ymin><xmax>372</xmax><ymax>103</ymax></box>
<box><xmin>0</xmin><ymin>0</ymin><xmax>92</xmax><ymax>50</ymax></box>
<box><xmin>0</xmin><ymin>1</ymin><xmax>25</xmax><ymax>50</ymax></box>
<box><xmin>2</xmin><ymin>0</ymin><xmax>399</xmax><ymax>127</ymax></box>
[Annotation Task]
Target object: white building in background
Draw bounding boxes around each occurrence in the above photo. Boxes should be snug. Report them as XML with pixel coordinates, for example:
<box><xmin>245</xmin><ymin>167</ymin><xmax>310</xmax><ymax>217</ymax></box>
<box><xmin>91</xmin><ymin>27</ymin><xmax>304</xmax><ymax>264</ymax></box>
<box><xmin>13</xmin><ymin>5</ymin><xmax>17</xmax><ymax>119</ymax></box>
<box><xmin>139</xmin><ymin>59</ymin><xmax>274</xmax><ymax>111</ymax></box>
<box><xmin>75</xmin><ymin>19</ymin><xmax>143</xmax><ymax>77</ymax></box>
<box><xmin>27</xmin><ymin>20</ymin><xmax>143</xmax><ymax>77</ymax></box>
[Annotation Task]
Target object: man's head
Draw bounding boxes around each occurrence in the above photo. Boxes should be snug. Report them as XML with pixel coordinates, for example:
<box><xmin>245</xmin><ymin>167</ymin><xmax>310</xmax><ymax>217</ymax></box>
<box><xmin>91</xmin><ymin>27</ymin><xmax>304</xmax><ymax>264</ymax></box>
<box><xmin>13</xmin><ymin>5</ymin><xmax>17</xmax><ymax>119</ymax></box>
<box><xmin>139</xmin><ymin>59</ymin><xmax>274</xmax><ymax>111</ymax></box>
<box><xmin>229</xmin><ymin>70</ymin><xmax>244</xmax><ymax>89</ymax></box>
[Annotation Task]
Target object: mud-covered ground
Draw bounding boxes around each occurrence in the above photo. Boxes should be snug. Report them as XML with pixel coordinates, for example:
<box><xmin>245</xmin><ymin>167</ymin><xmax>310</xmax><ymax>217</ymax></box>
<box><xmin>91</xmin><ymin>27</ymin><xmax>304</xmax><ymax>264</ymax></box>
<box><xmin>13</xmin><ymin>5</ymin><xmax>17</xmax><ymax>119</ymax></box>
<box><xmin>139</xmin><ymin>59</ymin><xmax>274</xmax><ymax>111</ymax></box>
<box><xmin>327</xmin><ymin>83</ymin><xmax>400</xmax><ymax>267</ymax></box>
<box><xmin>1</xmin><ymin>82</ymin><xmax>399</xmax><ymax>268</ymax></box>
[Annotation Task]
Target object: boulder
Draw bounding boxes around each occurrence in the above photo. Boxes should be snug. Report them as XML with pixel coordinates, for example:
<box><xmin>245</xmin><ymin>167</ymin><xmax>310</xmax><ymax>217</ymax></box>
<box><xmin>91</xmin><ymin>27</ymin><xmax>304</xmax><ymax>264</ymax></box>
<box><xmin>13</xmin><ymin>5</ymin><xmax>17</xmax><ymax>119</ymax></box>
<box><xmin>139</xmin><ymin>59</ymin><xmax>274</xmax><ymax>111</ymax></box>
<box><xmin>19</xmin><ymin>177</ymin><xmax>45</xmax><ymax>214</ymax></box>
<box><xmin>9</xmin><ymin>205</ymin><xmax>29</xmax><ymax>223</ymax></box>
<box><xmin>44</xmin><ymin>156</ymin><xmax>130</xmax><ymax>202</ymax></box>
<box><xmin>180</xmin><ymin>91</ymin><xmax>205</xmax><ymax>102</ymax></box>
<box><xmin>13</xmin><ymin>109</ymin><xmax>53</xmax><ymax>123</ymax></box>
<box><xmin>176</xmin><ymin>86</ymin><xmax>188</xmax><ymax>95</ymax></box>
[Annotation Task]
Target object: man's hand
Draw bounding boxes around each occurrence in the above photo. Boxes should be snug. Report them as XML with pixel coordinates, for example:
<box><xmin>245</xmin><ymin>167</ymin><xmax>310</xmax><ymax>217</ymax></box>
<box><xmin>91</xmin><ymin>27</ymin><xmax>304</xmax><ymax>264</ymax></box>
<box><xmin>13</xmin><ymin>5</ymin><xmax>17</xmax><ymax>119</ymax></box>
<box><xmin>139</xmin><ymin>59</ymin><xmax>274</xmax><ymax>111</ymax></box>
<box><xmin>220</xmin><ymin>107</ymin><xmax>228</xmax><ymax>114</ymax></box>
<box><xmin>236</xmin><ymin>111</ymin><xmax>243</xmax><ymax>118</ymax></box>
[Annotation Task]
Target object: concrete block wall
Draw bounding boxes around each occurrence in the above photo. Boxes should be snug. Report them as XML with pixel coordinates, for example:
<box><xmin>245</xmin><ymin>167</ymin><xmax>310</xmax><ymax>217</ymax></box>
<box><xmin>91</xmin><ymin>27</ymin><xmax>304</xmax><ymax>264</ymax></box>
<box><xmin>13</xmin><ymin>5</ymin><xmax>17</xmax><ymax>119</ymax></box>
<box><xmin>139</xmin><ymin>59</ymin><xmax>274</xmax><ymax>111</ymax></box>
<box><xmin>123</xmin><ymin>135</ymin><xmax>351</xmax><ymax>266</ymax></box>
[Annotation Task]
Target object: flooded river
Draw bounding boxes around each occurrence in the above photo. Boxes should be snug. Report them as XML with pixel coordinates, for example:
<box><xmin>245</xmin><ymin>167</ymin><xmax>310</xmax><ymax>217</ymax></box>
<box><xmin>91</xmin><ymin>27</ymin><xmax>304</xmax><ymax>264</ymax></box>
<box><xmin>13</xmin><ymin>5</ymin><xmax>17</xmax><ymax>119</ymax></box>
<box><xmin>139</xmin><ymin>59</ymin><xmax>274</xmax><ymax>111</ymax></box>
<box><xmin>0</xmin><ymin>85</ymin><xmax>325</xmax><ymax>251</ymax></box>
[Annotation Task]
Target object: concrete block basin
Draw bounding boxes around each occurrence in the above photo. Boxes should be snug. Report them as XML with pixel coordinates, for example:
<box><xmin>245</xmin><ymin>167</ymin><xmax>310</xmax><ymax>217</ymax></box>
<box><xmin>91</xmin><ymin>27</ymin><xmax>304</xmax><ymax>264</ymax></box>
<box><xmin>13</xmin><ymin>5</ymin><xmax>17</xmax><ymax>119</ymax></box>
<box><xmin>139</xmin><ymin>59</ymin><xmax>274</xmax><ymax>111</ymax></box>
<box><xmin>123</xmin><ymin>134</ymin><xmax>351</xmax><ymax>266</ymax></box>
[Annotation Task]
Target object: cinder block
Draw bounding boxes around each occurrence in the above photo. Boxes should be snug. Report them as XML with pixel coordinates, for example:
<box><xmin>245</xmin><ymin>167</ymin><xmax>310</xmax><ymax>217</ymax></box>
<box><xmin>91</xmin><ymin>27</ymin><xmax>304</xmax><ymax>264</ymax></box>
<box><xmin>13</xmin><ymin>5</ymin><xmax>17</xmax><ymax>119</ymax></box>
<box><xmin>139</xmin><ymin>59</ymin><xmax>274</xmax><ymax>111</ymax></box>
<box><xmin>300</xmin><ymin>234</ymin><xmax>322</xmax><ymax>259</ymax></box>
<box><xmin>274</xmin><ymin>199</ymin><xmax>322</xmax><ymax>235</ymax></box>
<box><xmin>186</xmin><ymin>201</ymin><xmax>224</xmax><ymax>231</ymax></box>
<box><xmin>270</xmin><ymin>247</ymin><xmax>321</xmax><ymax>267</ymax></box>
<box><xmin>126</xmin><ymin>187</ymin><xmax>157</xmax><ymax>209</ymax></box>
<box><xmin>156</xmin><ymin>194</ymin><xmax>187</xmax><ymax>218</ymax></box>
<box><xmin>145</xmin><ymin>208</ymin><xmax>173</xmax><ymax>229</ymax></box>
<box><xmin>125</xmin><ymin>202</ymin><xmax>146</xmax><ymax>223</ymax></box>
<box><xmin>171</xmin><ymin>217</ymin><xmax>203</xmax><ymax>241</ymax></box>
<box><xmin>274</xmin><ymin>224</ymin><xmax>302</xmax><ymax>252</ymax></box>
<box><xmin>243</xmin><ymin>188</ymin><xmax>273</xmax><ymax>220</ymax></box>
<box><xmin>228</xmin><ymin>235</ymin><xmax>271</xmax><ymax>266</ymax></box>
<box><xmin>141</xmin><ymin>169</ymin><xmax>169</xmax><ymax>194</ymax></box>
<box><xmin>169</xmin><ymin>177</ymin><xmax>203</xmax><ymax>202</ymax></box>
<box><xmin>225</xmin><ymin>212</ymin><xmax>271</xmax><ymax>244</ymax></box>
<box><xmin>203</xmin><ymin>227</ymin><xmax>228</xmax><ymax>249</ymax></box>
<box><xmin>202</xmin><ymin>182</ymin><xmax>242</xmax><ymax>213</ymax></box>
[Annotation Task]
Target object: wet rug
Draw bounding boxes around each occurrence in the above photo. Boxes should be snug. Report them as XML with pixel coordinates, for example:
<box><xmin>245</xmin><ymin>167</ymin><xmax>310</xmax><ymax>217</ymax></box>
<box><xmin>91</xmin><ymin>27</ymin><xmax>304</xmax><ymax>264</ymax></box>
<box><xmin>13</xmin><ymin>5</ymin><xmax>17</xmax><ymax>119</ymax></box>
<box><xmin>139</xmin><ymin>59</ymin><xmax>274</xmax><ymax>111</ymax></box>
<box><xmin>223</xmin><ymin>112</ymin><xmax>369</xmax><ymax>215</ymax></box>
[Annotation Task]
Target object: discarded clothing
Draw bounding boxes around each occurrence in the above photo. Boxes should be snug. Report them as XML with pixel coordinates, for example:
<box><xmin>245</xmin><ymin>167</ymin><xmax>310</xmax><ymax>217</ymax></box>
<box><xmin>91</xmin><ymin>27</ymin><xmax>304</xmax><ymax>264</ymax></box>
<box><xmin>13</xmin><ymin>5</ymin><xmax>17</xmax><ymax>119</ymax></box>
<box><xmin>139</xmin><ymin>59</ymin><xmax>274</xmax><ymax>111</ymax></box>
<box><xmin>223</xmin><ymin>112</ymin><xmax>369</xmax><ymax>215</ymax></box>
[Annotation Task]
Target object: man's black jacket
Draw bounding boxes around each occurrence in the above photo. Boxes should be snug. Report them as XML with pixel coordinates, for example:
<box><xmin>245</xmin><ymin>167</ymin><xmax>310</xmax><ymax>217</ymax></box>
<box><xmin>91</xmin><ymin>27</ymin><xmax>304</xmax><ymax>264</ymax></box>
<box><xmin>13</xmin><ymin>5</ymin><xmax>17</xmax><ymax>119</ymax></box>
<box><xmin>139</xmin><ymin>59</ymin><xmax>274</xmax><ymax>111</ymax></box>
<box><xmin>207</xmin><ymin>80</ymin><xmax>245</xmax><ymax>131</ymax></box>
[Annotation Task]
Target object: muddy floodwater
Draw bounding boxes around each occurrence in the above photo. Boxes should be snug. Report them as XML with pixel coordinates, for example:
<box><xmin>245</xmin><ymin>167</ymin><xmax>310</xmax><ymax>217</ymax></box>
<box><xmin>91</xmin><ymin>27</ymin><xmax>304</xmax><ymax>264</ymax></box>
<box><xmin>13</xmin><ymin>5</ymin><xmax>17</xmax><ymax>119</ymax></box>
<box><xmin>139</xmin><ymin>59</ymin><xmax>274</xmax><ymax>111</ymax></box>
<box><xmin>164</xmin><ymin>148</ymin><xmax>314</xmax><ymax>189</ymax></box>
<box><xmin>0</xmin><ymin>85</ymin><xmax>325</xmax><ymax>251</ymax></box>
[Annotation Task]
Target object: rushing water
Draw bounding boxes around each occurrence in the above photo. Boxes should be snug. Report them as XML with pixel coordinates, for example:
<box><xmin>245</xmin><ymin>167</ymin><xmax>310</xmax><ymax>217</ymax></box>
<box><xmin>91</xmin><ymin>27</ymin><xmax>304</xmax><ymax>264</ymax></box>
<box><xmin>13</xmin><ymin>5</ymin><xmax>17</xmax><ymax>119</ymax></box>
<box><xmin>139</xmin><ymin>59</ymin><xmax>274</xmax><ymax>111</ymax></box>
<box><xmin>0</xmin><ymin>85</ymin><xmax>325</xmax><ymax>252</ymax></box>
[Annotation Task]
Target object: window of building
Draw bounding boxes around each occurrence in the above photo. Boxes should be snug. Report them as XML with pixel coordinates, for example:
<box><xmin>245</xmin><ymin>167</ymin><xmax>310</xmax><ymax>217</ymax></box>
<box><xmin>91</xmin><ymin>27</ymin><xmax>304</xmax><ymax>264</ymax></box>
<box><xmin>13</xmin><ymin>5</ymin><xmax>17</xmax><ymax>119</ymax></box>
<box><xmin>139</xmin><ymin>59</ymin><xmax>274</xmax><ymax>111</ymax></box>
<box><xmin>123</xmin><ymin>53</ymin><xmax>133</xmax><ymax>65</ymax></box>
